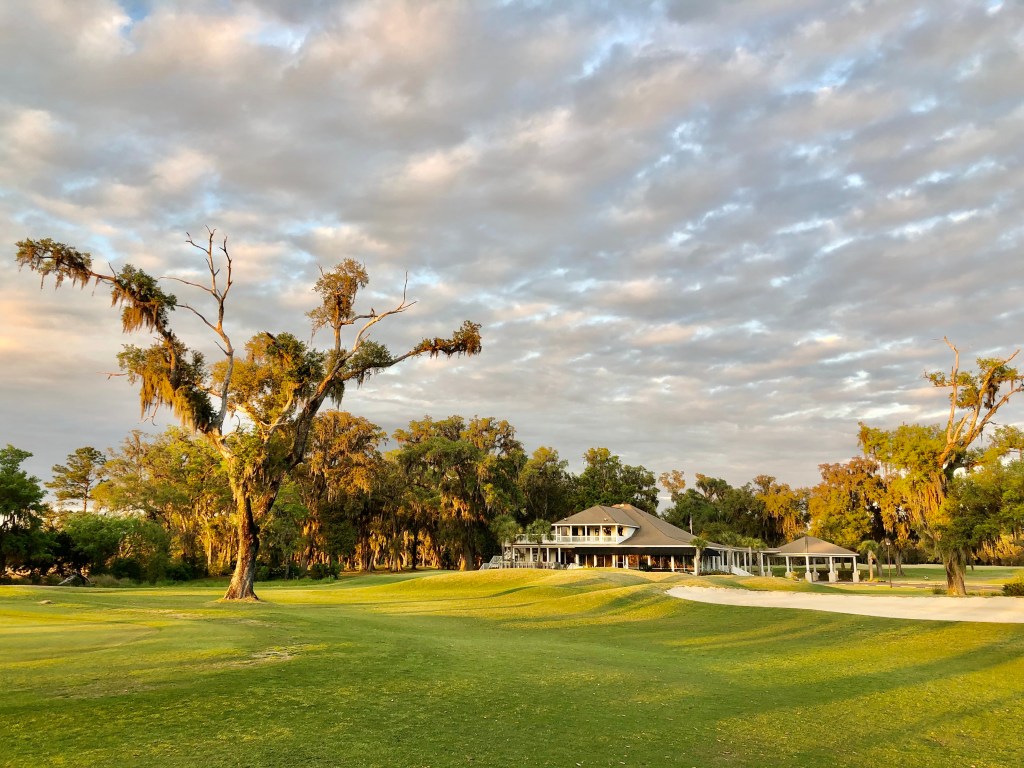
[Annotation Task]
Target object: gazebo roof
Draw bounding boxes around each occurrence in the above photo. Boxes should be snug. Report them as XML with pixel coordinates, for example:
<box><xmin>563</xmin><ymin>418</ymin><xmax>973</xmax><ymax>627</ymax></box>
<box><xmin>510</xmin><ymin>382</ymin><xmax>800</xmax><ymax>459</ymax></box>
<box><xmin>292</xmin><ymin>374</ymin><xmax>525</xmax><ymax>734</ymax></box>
<box><xmin>775</xmin><ymin>536</ymin><xmax>857</xmax><ymax>556</ymax></box>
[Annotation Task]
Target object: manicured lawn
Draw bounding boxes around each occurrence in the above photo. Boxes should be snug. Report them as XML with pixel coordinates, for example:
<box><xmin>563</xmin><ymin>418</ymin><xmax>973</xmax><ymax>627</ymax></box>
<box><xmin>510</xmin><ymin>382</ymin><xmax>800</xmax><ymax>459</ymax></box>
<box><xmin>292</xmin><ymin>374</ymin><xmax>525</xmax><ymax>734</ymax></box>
<box><xmin>2</xmin><ymin>570</ymin><xmax>1023</xmax><ymax>767</ymax></box>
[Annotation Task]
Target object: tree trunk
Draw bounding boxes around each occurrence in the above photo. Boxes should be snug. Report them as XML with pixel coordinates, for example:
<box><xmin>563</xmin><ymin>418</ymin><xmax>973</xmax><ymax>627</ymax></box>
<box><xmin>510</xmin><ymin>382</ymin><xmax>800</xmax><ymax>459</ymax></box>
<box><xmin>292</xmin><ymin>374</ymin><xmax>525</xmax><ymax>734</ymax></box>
<box><xmin>943</xmin><ymin>549</ymin><xmax>967</xmax><ymax>596</ymax></box>
<box><xmin>224</xmin><ymin>497</ymin><xmax>260</xmax><ymax>600</ymax></box>
<box><xmin>460</xmin><ymin>538</ymin><xmax>475</xmax><ymax>571</ymax></box>
<box><xmin>894</xmin><ymin>548</ymin><xmax>904</xmax><ymax>577</ymax></box>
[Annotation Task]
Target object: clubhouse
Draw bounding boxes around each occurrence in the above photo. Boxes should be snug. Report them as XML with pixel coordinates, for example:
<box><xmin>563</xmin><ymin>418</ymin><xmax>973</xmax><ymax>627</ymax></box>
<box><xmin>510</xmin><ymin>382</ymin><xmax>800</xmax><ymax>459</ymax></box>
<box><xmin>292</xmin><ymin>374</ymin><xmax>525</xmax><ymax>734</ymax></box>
<box><xmin>504</xmin><ymin>503</ymin><xmax>860</xmax><ymax>582</ymax></box>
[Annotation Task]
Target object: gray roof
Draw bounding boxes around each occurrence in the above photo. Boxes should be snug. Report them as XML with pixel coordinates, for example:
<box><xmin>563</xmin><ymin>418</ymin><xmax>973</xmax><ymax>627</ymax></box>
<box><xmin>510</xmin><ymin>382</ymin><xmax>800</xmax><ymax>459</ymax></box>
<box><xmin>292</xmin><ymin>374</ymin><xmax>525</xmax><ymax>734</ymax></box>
<box><xmin>557</xmin><ymin>504</ymin><xmax>727</xmax><ymax>549</ymax></box>
<box><xmin>775</xmin><ymin>536</ymin><xmax>858</xmax><ymax>556</ymax></box>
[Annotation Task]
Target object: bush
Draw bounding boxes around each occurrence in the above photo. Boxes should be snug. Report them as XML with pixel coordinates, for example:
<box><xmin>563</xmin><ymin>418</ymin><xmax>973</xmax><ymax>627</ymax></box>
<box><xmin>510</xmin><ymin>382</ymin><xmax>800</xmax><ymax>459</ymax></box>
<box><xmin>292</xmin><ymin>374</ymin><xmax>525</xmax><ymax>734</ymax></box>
<box><xmin>165</xmin><ymin>559</ymin><xmax>205</xmax><ymax>582</ymax></box>
<box><xmin>109</xmin><ymin>557</ymin><xmax>144</xmax><ymax>582</ymax></box>
<box><xmin>1002</xmin><ymin>576</ymin><xmax>1024</xmax><ymax>597</ymax></box>
<box><xmin>255</xmin><ymin>565</ymin><xmax>288</xmax><ymax>582</ymax></box>
<box><xmin>308</xmin><ymin>562</ymin><xmax>340</xmax><ymax>580</ymax></box>
<box><xmin>90</xmin><ymin>574</ymin><xmax>133</xmax><ymax>588</ymax></box>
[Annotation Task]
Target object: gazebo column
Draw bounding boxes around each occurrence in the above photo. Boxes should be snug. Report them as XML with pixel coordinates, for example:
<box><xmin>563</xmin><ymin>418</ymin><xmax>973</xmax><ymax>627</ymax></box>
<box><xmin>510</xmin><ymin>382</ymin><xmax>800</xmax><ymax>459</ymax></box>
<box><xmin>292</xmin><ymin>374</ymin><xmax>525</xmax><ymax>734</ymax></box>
<box><xmin>670</xmin><ymin>555</ymin><xmax>676</xmax><ymax>572</ymax></box>
<box><xmin>805</xmin><ymin>556</ymin><xmax>814</xmax><ymax>582</ymax></box>
<box><xmin>852</xmin><ymin>558</ymin><xmax>860</xmax><ymax>582</ymax></box>
<box><xmin>828</xmin><ymin>556</ymin><xmax>838</xmax><ymax>583</ymax></box>
<box><xmin>785</xmin><ymin>556</ymin><xmax>793</xmax><ymax>579</ymax></box>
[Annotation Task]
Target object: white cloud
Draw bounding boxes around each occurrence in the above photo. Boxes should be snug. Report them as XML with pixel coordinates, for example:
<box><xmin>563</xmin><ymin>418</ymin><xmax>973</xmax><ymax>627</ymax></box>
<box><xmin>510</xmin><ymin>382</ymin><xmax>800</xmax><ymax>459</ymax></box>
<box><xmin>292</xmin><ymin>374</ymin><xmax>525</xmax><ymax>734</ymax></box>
<box><xmin>1</xmin><ymin>0</ymin><xmax>1023</xmax><ymax>490</ymax></box>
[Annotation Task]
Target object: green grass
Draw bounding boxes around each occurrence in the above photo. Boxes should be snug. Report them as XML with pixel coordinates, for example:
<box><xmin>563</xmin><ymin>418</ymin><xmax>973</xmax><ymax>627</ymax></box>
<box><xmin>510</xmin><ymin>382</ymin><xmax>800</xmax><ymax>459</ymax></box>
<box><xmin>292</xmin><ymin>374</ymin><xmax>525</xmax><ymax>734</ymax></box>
<box><xmin>2</xmin><ymin>570</ymin><xmax>1023</xmax><ymax>768</ymax></box>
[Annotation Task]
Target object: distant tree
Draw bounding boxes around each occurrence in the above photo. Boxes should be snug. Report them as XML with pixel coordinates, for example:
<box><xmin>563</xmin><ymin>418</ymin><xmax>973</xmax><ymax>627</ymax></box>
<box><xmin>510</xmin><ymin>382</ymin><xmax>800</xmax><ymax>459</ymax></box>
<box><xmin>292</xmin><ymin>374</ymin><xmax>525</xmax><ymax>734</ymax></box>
<box><xmin>808</xmin><ymin>457</ymin><xmax>885</xmax><ymax>551</ymax></box>
<box><xmin>115</xmin><ymin>517</ymin><xmax>172</xmax><ymax>582</ymax></box>
<box><xmin>942</xmin><ymin>461</ymin><xmax>1024</xmax><ymax>567</ymax></box>
<box><xmin>490</xmin><ymin>513</ymin><xmax>522</xmax><ymax>563</ymax></box>
<box><xmin>857</xmin><ymin>540</ymin><xmax>881</xmax><ymax>581</ymax></box>
<box><xmin>394</xmin><ymin>416</ymin><xmax>524</xmax><ymax>570</ymax></box>
<box><xmin>659</xmin><ymin>469</ymin><xmax>687</xmax><ymax>521</ymax></box>
<box><xmin>980</xmin><ymin>425</ymin><xmax>1024</xmax><ymax>465</ymax></box>
<box><xmin>664</xmin><ymin>486</ymin><xmax>719</xmax><ymax>535</ymax></box>
<box><xmin>660</xmin><ymin>474</ymin><xmax>690</xmax><ymax>532</ymax></box>
<box><xmin>751</xmin><ymin>475</ymin><xmax>807</xmax><ymax>546</ymax></box>
<box><xmin>690</xmin><ymin>536</ymin><xmax>709</xmax><ymax>576</ymax></box>
<box><xmin>262</xmin><ymin>483</ymin><xmax>306</xmax><ymax>579</ymax></box>
<box><xmin>15</xmin><ymin>234</ymin><xmax>480</xmax><ymax>599</ymax></box>
<box><xmin>370</xmin><ymin>460</ymin><xmax>414</xmax><ymax>572</ymax></box>
<box><xmin>95</xmin><ymin>429</ymin><xmax>233</xmax><ymax>574</ymax></box>
<box><xmin>47</xmin><ymin>446</ymin><xmax>106</xmax><ymax>513</ymax></box>
<box><xmin>519</xmin><ymin>447</ymin><xmax>574</xmax><ymax>522</ymax></box>
<box><xmin>294</xmin><ymin>412</ymin><xmax>388</xmax><ymax>572</ymax></box>
<box><xmin>572</xmin><ymin>448</ymin><xmax>658</xmax><ymax>513</ymax></box>
<box><xmin>61</xmin><ymin>512</ymin><xmax>128</xmax><ymax>576</ymax></box>
<box><xmin>525</xmin><ymin>518</ymin><xmax>552</xmax><ymax>563</ymax></box>
<box><xmin>0</xmin><ymin>445</ymin><xmax>47</xmax><ymax>577</ymax></box>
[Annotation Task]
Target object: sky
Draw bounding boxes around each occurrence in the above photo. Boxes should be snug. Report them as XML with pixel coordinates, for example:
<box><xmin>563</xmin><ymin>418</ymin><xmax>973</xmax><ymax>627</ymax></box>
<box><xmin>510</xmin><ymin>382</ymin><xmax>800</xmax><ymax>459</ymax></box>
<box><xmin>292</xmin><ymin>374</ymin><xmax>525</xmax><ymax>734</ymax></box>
<box><xmin>2</xmin><ymin>0</ymin><xmax>1023</xmax><ymax>499</ymax></box>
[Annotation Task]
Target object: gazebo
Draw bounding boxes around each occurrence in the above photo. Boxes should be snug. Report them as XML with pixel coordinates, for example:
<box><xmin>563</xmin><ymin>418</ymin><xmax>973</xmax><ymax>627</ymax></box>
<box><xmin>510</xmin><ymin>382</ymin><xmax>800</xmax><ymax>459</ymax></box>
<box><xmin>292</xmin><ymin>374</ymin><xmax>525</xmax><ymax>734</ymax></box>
<box><xmin>774</xmin><ymin>536</ymin><xmax>859</xmax><ymax>583</ymax></box>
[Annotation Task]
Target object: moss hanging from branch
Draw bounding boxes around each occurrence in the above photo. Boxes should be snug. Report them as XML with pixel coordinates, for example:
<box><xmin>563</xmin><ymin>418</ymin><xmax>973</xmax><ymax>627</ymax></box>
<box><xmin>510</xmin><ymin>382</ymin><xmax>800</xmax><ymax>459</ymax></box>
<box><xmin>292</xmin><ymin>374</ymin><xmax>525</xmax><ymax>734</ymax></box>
<box><xmin>415</xmin><ymin>321</ymin><xmax>483</xmax><ymax>358</ymax></box>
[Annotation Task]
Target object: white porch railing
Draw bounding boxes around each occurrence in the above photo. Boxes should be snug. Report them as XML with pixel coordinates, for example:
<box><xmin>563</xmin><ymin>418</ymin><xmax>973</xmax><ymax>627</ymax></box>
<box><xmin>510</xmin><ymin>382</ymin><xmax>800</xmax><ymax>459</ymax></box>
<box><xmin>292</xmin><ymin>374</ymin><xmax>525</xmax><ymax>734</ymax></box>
<box><xmin>513</xmin><ymin>533</ymin><xmax>629</xmax><ymax>545</ymax></box>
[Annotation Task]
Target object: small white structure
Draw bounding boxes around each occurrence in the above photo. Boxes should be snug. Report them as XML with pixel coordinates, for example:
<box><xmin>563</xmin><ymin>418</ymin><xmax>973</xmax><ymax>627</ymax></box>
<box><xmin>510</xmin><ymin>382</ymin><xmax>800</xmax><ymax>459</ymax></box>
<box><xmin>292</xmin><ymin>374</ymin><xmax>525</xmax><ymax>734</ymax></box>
<box><xmin>774</xmin><ymin>536</ymin><xmax>860</xmax><ymax>583</ymax></box>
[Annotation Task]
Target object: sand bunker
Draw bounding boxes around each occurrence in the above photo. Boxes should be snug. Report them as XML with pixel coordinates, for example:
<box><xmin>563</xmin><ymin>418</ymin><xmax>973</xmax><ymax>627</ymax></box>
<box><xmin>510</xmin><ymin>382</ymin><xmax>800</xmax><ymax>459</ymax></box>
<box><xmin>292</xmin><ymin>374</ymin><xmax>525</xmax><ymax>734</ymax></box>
<box><xmin>667</xmin><ymin>585</ymin><xmax>1024</xmax><ymax>623</ymax></box>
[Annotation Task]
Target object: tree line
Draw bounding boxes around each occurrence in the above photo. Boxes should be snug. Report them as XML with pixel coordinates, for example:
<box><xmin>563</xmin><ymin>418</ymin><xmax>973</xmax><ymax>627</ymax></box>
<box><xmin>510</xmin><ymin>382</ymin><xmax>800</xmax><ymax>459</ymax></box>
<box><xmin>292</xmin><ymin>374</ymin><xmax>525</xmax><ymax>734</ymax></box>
<box><xmin>1</xmin><ymin>425</ymin><xmax>659</xmax><ymax>581</ymax></box>
<box><xmin>10</xmin><ymin>232</ymin><xmax>1024</xmax><ymax>595</ymax></box>
<box><xmin>4</xmin><ymin>400</ymin><xmax>1024</xmax><ymax>592</ymax></box>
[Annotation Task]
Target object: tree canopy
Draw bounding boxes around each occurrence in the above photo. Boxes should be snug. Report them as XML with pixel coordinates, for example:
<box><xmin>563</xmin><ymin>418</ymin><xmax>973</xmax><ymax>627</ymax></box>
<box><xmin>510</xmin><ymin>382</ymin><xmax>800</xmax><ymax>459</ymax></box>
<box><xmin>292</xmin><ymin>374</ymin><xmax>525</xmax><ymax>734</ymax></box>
<box><xmin>0</xmin><ymin>445</ymin><xmax>48</xmax><ymax>578</ymax></box>
<box><xmin>16</xmin><ymin>231</ymin><xmax>481</xmax><ymax>599</ymax></box>
<box><xmin>860</xmin><ymin>339</ymin><xmax>1023</xmax><ymax>594</ymax></box>
<box><xmin>46</xmin><ymin>446</ymin><xmax>106</xmax><ymax>514</ymax></box>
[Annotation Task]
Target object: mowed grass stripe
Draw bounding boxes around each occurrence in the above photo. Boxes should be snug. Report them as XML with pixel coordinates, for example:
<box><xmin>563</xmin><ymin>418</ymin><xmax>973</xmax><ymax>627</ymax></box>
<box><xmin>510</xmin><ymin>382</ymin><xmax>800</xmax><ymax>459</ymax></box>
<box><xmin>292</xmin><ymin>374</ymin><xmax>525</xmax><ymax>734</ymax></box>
<box><xmin>2</xmin><ymin>570</ymin><xmax>1023</xmax><ymax>768</ymax></box>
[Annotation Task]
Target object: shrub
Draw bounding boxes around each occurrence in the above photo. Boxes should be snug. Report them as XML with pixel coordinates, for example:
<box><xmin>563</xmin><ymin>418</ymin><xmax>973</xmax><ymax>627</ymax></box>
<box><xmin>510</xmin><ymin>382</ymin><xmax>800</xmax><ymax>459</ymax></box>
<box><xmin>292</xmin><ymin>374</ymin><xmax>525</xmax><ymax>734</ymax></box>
<box><xmin>308</xmin><ymin>562</ymin><xmax>340</xmax><ymax>580</ymax></box>
<box><xmin>90</xmin><ymin>574</ymin><xmax>132</xmax><ymax>588</ymax></box>
<box><xmin>255</xmin><ymin>565</ymin><xmax>288</xmax><ymax>582</ymax></box>
<box><xmin>165</xmin><ymin>559</ymin><xmax>204</xmax><ymax>582</ymax></box>
<box><xmin>1002</xmin><ymin>575</ymin><xmax>1024</xmax><ymax>597</ymax></box>
<box><xmin>109</xmin><ymin>557</ymin><xmax>143</xmax><ymax>582</ymax></box>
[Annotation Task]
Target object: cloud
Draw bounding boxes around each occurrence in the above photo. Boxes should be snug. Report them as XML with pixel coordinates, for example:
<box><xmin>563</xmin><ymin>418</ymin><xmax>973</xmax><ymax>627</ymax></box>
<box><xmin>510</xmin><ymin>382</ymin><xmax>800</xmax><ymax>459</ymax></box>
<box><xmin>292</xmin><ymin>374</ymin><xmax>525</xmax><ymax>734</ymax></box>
<box><xmin>1</xmin><ymin>0</ymin><xmax>1023</xmax><ymax>494</ymax></box>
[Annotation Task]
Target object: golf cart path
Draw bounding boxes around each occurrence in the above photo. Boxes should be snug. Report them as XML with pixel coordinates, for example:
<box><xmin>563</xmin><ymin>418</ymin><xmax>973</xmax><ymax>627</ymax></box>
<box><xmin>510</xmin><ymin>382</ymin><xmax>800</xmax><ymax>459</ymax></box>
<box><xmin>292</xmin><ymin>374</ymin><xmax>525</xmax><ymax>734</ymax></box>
<box><xmin>667</xmin><ymin>585</ymin><xmax>1024</xmax><ymax>623</ymax></box>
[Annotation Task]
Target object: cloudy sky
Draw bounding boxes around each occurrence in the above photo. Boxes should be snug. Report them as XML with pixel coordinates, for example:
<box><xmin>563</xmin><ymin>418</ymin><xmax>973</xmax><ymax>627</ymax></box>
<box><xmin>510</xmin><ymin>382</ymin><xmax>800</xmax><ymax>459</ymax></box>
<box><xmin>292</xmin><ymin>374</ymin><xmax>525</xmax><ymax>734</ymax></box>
<box><xmin>2</xmin><ymin>0</ymin><xmax>1023</xmax><ymax>498</ymax></box>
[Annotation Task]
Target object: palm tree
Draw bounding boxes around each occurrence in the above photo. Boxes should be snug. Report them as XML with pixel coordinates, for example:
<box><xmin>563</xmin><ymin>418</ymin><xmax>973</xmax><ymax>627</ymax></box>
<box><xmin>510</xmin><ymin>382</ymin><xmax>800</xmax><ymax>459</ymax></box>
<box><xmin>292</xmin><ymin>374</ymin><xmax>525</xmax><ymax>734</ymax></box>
<box><xmin>691</xmin><ymin>536</ymin><xmax>709</xmax><ymax>576</ymax></box>
<box><xmin>490</xmin><ymin>513</ymin><xmax>522</xmax><ymax>567</ymax></box>
<box><xmin>525</xmin><ymin>519</ymin><xmax>553</xmax><ymax>567</ymax></box>
<box><xmin>858</xmin><ymin>540</ymin><xmax>881</xmax><ymax>581</ymax></box>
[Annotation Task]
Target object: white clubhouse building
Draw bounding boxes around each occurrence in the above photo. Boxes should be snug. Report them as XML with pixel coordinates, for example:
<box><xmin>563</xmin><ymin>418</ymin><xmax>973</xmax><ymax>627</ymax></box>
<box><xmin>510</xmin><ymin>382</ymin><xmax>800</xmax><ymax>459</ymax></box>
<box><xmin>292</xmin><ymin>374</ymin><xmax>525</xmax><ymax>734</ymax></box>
<box><xmin>504</xmin><ymin>503</ymin><xmax>860</xmax><ymax>582</ymax></box>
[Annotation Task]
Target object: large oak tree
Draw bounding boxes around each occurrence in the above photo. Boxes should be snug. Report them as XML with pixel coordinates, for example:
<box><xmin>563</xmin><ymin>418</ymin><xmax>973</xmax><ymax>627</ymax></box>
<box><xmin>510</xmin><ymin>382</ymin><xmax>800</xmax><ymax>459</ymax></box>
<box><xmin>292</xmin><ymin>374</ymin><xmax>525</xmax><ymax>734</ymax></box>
<box><xmin>16</xmin><ymin>232</ymin><xmax>481</xmax><ymax>599</ymax></box>
<box><xmin>860</xmin><ymin>339</ymin><xmax>1022</xmax><ymax>595</ymax></box>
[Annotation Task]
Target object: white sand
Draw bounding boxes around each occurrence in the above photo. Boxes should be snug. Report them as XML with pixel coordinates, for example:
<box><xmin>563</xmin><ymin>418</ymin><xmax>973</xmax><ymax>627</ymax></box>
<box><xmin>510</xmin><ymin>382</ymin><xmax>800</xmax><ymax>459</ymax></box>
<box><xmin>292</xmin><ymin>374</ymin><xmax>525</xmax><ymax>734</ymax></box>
<box><xmin>666</xmin><ymin>585</ymin><xmax>1024</xmax><ymax>623</ymax></box>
